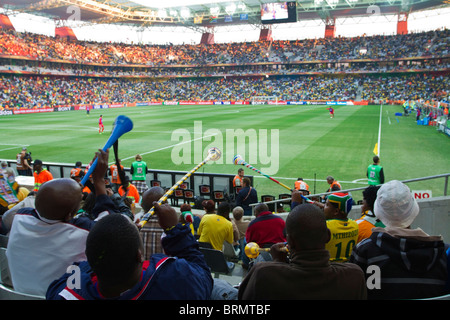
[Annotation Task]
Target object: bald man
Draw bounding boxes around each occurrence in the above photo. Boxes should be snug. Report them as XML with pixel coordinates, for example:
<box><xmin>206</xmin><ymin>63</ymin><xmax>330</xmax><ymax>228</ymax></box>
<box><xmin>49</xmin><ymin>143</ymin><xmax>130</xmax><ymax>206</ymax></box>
<box><xmin>139</xmin><ymin>186</ymin><xmax>166</xmax><ymax>259</ymax></box>
<box><xmin>6</xmin><ymin>149</ymin><xmax>118</xmax><ymax>296</ymax></box>
<box><xmin>238</xmin><ymin>203</ymin><xmax>367</xmax><ymax>300</ymax></box>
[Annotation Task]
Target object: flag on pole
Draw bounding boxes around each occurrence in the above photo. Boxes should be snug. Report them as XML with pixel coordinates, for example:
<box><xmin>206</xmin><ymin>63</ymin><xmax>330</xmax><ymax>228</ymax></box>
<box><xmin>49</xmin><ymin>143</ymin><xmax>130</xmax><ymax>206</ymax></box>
<box><xmin>373</xmin><ymin>143</ymin><xmax>378</xmax><ymax>156</ymax></box>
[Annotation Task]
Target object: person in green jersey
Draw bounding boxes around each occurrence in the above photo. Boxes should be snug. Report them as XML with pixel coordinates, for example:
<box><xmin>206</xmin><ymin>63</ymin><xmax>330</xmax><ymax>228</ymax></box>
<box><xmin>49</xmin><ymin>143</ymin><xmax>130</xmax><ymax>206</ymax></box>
<box><xmin>367</xmin><ymin>155</ymin><xmax>384</xmax><ymax>186</ymax></box>
<box><xmin>130</xmin><ymin>154</ymin><xmax>148</xmax><ymax>195</ymax></box>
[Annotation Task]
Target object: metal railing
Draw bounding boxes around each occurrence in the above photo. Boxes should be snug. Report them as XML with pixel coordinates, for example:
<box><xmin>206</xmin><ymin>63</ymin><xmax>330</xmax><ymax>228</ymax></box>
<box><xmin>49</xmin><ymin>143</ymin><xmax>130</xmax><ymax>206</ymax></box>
<box><xmin>1</xmin><ymin>159</ymin><xmax>253</xmax><ymax>199</ymax></box>
<box><xmin>250</xmin><ymin>173</ymin><xmax>450</xmax><ymax>207</ymax></box>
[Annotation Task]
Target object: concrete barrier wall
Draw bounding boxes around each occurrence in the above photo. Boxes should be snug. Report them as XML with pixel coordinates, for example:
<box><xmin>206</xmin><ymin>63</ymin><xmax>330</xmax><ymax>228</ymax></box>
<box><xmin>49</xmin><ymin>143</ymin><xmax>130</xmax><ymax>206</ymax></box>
<box><xmin>348</xmin><ymin>196</ymin><xmax>450</xmax><ymax>242</ymax></box>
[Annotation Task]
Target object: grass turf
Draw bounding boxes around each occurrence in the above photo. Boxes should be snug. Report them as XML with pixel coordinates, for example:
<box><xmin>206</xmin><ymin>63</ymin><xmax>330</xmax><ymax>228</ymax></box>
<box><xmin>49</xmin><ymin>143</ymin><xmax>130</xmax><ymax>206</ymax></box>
<box><xmin>1</xmin><ymin>104</ymin><xmax>449</xmax><ymax>203</ymax></box>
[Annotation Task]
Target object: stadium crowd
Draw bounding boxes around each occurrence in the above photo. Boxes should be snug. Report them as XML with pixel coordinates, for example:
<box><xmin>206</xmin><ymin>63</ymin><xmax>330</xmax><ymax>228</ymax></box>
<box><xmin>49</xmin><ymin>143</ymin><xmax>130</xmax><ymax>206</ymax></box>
<box><xmin>0</xmin><ymin>149</ymin><xmax>449</xmax><ymax>300</ymax></box>
<box><xmin>0</xmin><ymin>73</ymin><xmax>448</xmax><ymax>109</ymax></box>
<box><xmin>0</xmin><ymin>28</ymin><xmax>448</xmax><ymax>66</ymax></box>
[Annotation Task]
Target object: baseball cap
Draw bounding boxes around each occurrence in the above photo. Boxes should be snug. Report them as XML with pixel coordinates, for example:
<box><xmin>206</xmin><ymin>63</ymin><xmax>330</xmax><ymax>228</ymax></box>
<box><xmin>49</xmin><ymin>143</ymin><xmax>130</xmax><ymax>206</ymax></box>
<box><xmin>374</xmin><ymin>180</ymin><xmax>419</xmax><ymax>228</ymax></box>
<box><xmin>33</xmin><ymin>159</ymin><xmax>42</xmax><ymax>166</ymax></box>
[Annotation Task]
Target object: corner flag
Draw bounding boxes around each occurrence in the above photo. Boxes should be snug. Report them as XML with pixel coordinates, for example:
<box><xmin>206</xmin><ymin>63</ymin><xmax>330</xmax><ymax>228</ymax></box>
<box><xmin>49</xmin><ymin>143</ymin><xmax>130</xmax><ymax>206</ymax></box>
<box><xmin>373</xmin><ymin>143</ymin><xmax>378</xmax><ymax>156</ymax></box>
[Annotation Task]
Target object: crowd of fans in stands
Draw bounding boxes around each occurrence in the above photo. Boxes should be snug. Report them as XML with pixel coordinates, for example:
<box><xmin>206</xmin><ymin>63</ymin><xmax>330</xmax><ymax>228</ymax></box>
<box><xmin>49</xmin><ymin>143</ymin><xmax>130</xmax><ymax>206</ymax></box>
<box><xmin>0</xmin><ymin>28</ymin><xmax>448</xmax><ymax>66</ymax></box>
<box><xmin>0</xmin><ymin>73</ymin><xmax>448</xmax><ymax>108</ymax></box>
<box><xmin>0</xmin><ymin>28</ymin><xmax>448</xmax><ymax>109</ymax></box>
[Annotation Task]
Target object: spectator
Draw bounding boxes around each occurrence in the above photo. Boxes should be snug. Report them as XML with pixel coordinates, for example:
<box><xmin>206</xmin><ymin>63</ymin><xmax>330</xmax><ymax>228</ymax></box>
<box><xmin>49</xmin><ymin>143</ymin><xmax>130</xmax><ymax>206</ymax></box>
<box><xmin>232</xmin><ymin>206</ymin><xmax>249</xmax><ymax>260</ymax></box>
<box><xmin>235</xmin><ymin>177</ymin><xmax>258</xmax><ymax>216</ymax></box>
<box><xmin>245</xmin><ymin>203</ymin><xmax>286</xmax><ymax>250</ymax></box>
<box><xmin>350</xmin><ymin>180</ymin><xmax>448</xmax><ymax>300</ymax></box>
<box><xmin>1</xmin><ymin>161</ymin><xmax>17</xmax><ymax>181</ymax></box>
<box><xmin>6</xmin><ymin>149</ymin><xmax>117</xmax><ymax>296</ymax></box>
<box><xmin>179</xmin><ymin>203</ymin><xmax>195</xmax><ymax>235</ymax></box>
<box><xmin>197</xmin><ymin>201</ymin><xmax>234</xmax><ymax>251</ymax></box>
<box><xmin>138</xmin><ymin>186</ymin><xmax>165</xmax><ymax>258</ymax></box>
<box><xmin>32</xmin><ymin>159</ymin><xmax>53</xmax><ymax>192</ymax></box>
<box><xmin>46</xmin><ymin>203</ymin><xmax>214</xmax><ymax>300</ymax></box>
<box><xmin>310</xmin><ymin>192</ymin><xmax>358</xmax><ymax>261</ymax></box>
<box><xmin>355</xmin><ymin>185</ymin><xmax>384</xmax><ymax>243</ymax></box>
<box><xmin>0</xmin><ymin>191</ymin><xmax>36</xmax><ymax>235</ymax></box>
<box><xmin>238</xmin><ymin>203</ymin><xmax>367</xmax><ymax>300</ymax></box>
<box><xmin>202</xmin><ymin>199</ymin><xmax>216</xmax><ymax>215</ymax></box>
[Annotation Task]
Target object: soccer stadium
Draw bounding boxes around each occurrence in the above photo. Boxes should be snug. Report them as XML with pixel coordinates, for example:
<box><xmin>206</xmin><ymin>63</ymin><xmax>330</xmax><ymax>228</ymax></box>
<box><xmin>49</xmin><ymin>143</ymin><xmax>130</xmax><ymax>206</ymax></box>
<box><xmin>0</xmin><ymin>0</ymin><xmax>449</xmax><ymax>305</ymax></box>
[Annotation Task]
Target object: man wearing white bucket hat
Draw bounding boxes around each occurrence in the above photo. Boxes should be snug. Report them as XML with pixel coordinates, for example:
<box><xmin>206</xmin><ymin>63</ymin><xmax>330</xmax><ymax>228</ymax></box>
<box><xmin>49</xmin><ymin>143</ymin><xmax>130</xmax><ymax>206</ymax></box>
<box><xmin>350</xmin><ymin>180</ymin><xmax>448</xmax><ymax>300</ymax></box>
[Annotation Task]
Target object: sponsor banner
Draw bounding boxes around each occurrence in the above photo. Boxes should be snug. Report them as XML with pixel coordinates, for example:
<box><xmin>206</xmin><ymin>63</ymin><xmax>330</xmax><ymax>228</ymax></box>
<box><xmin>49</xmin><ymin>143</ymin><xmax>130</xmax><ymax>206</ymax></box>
<box><xmin>287</xmin><ymin>101</ymin><xmax>307</xmax><ymax>105</ymax></box>
<box><xmin>179</xmin><ymin>101</ymin><xmax>214</xmax><ymax>105</ymax></box>
<box><xmin>352</xmin><ymin>101</ymin><xmax>369</xmax><ymax>105</ymax></box>
<box><xmin>444</xmin><ymin>126</ymin><xmax>450</xmax><ymax>137</ymax></box>
<box><xmin>234</xmin><ymin>101</ymin><xmax>250</xmax><ymax>105</ymax></box>
<box><xmin>268</xmin><ymin>100</ymin><xmax>287</xmax><ymax>105</ymax></box>
<box><xmin>109</xmin><ymin>104</ymin><xmax>124</xmax><ymax>108</ymax></box>
<box><xmin>136</xmin><ymin>102</ymin><xmax>162</xmax><ymax>106</ymax></box>
<box><xmin>0</xmin><ymin>110</ymin><xmax>13</xmax><ymax>116</ymax></box>
<box><xmin>74</xmin><ymin>104</ymin><xmax>92</xmax><ymax>111</ymax></box>
<box><xmin>13</xmin><ymin>108</ymin><xmax>54</xmax><ymax>114</ymax></box>
<box><xmin>325</xmin><ymin>101</ymin><xmax>347</xmax><ymax>105</ymax></box>
<box><xmin>55</xmin><ymin>106</ymin><xmax>73</xmax><ymax>112</ymax></box>
<box><xmin>163</xmin><ymin>101</ymin><xmax>179</xmax><ymax>106</ymax></box>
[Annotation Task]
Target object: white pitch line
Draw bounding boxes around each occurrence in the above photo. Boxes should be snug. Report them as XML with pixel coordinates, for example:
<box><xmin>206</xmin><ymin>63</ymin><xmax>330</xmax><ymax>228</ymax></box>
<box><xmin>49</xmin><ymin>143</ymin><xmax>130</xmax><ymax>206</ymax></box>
<box><xmin>377</xmin><ymin>104</ymin><xmax>383</xmax><ymax>156</ymax></box>
<box><xmin>117</xmin><ymin>133</ymin><xmax>219</xmax><ymax>162</ymax></box>
<box><xmin>253</xmin><ymin>175</ymin><xmax>369</xmax><ymax>185</ymax></box>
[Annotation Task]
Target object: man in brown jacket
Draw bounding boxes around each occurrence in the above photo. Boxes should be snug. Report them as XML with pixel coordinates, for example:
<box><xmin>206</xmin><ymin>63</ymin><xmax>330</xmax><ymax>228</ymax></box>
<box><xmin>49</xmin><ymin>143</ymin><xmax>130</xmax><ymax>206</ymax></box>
<box><xmin>238</xmin><ymin>202</ymin><xmax>367</xmax><ymax>300</ymax></box>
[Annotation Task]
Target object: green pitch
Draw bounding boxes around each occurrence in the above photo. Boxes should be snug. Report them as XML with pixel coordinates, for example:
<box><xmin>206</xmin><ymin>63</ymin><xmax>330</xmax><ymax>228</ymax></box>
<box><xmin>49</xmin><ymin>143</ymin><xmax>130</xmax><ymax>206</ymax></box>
<box><xmin>1</xmin><ymin>104</ymin><xmax>449</xmax><ymax>203</ymax></box>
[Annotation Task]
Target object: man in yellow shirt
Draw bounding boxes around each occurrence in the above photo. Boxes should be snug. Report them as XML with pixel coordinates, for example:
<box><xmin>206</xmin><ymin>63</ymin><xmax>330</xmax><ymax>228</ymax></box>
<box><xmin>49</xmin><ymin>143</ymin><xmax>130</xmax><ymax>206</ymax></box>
<box><xmin>323</xmin><ymin>193</ymin><xmax>358</xmax><ymax>261</ymax></box>
<box><xmin>197</xmin><ymin>202</ymin><xmax>234</xmax><ymax>251</ymax></box>
<box><xmin>317</xmin><ymin>192</ymin><xmax>358</xmax><ymax>262</ymax></box>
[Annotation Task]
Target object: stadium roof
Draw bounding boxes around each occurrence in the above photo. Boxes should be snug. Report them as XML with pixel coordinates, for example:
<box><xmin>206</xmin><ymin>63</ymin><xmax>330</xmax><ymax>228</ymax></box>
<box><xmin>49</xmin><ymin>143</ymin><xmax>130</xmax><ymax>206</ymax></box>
<box><xmin>1</xmin><ymin>0</ymin><xmax>448</xmax><ymax>30</ymax></box>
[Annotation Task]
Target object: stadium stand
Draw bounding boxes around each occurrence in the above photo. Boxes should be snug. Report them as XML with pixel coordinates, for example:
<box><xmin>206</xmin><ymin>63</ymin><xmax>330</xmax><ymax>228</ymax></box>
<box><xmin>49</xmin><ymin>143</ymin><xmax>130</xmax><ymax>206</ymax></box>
<box><xmin>0</xmin><ymin>28</ymin><xmax>448</xmax><ymax>112</ymax></box>
<box><xmin>0</xmin><ymin>12</ymin><xmax>449</xmax><ymax>301</ymax></box>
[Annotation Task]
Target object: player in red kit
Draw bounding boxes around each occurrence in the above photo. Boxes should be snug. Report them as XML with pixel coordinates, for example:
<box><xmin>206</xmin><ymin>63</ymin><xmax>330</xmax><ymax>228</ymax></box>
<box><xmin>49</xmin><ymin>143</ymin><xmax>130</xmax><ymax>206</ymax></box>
<box><xmin>99</xmin><ymin>115</ymin><xmax>104</xmax><ymax>134</ymax></box>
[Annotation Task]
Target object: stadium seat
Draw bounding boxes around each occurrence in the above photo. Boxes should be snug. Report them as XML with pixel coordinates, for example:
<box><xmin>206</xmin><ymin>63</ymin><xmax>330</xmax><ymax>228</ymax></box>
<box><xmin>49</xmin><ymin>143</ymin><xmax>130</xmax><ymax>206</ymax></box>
<box><xmin>199</xmin><ymin>247</ymin><xmax>234</xmax><ymax>278</ymax></box>
<box><xmin>278</xmin><ymin>193</ymin><xmax>291</xmax><ymax>204</ymax></box>
<box><xmin>0</xmin><ymin>247</ymin><xmax>12</xmax><ymax>288</ymax></box>
<box><xmin>172</xmin><ymin>189</ymin><xmax>184</xmax><ymax>206</ymax></box>
<box><xmin>199</xmin><ymin>185</ymin><xmax>212</xmax><ymax>199</ymax></box>
<box><xmin>150</xmin><ymin>180</ymin><xmax>161</xmax><ymax>187</ymax></box>
<box><xmin>197</xmin><ymin>241</ymin><xmax>213</xmax><ymax>249</ymax></box>
<box><xmin>0</xmin><ymin>283</ymin><xmax>45</xmax><ymax>300</ymax></box>
<box><xmin>213</xmin><ymin>190</ymin><xmax>225</xmax><ymax>207</ymax></box>
<box><xmin>0</xmin><ymin>234</ymin><xmax>8</xmax><ymax>248</ymax></box>
<box><xmin>261</xmin><ymin>195</ymin><xmax>276</xmax><ymax>212</ymax></box>
<box><xmin>178</xmin><ymin>182</ymin><xmax>189</xmax><ymax>190</ymax></box>
<box><xmin>183</xmin><ymin>189</ymin><xmax>195</xmax><ymax>204</ymax></box>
